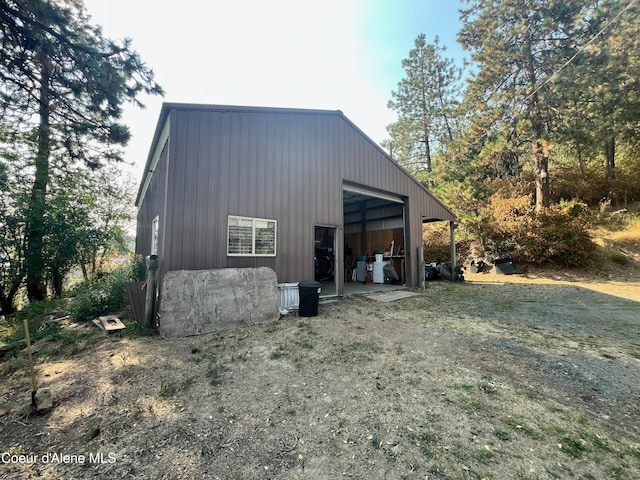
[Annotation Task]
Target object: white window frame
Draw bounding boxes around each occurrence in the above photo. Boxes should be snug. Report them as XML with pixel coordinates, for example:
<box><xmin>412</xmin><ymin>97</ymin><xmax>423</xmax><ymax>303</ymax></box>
<box><xmin>227</xmin><ymin>215</ymin><xmax>277</xmax><ymax>257</ymax></box>
<box><xmin>151</xmin><ymin>216</ymin><xmax>159</xmax><ymax>255</ymax></box>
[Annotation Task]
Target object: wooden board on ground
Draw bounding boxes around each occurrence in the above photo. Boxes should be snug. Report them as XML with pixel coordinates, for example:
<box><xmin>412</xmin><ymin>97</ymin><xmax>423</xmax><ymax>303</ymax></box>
<box><xmin>365</xmin><ymin>291</ymin><xmax>420</xmax><ymax>303</ymax></box>
<box><xmin>0</xmin><ymin>339</ymin><xmax>26</xmax><ymax>355</ymax></box>
<box><xmin>92</xmin><ymin>315</ymin><xmax>126</xmax><ymax>332</ymax></box>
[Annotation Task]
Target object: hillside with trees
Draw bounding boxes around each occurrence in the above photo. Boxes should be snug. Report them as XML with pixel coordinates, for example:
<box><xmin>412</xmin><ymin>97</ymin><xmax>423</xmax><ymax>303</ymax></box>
<box><xmin>0</xmin><ymin>0</ymin><xmax>162</xmax><ymax>313</ymax></box>
<box><xmin>387</xmin><ymin>0</ymin><xmax>640</xmax><ymax>268</ymax></box>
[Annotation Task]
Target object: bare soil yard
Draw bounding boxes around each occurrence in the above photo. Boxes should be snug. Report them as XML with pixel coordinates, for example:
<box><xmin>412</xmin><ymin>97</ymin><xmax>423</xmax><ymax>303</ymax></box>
<box><xmin>1</xmin><ymin>272</ymin><xmax>640</xmax><ymax>479</ymax></box>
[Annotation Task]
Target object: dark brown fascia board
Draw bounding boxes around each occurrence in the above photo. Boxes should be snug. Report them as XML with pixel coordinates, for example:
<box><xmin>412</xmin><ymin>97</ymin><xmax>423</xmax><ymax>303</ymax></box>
<box><xmin>135</xmin><ymin>102</ymin><xmax>457</xmax><ymax>221</ymax></box>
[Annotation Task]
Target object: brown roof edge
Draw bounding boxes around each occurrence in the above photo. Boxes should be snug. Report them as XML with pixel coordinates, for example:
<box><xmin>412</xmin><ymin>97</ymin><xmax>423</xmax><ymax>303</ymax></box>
<box><xmin>160</xmin><ymin>102</ymin><xmax>343</xmax><ymax>117</ymax></box>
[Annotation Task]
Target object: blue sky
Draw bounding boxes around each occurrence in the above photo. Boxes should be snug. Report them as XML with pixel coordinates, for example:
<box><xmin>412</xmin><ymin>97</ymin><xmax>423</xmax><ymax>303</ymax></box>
<box><xmin>82</xmin><ymin>0</ymin><xmax>465</xmax><ymax>178</ymax></box>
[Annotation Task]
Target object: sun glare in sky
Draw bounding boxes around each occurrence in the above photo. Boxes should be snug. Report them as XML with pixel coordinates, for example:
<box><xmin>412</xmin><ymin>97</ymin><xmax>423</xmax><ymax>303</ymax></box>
<box><xmin>82</xmin><ymin>0</ymin><xmax>463</xmax><ymax>177</ymax></box>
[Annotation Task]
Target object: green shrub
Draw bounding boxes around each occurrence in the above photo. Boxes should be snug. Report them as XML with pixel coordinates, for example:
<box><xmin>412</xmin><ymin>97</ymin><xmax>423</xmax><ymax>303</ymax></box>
<box><xmin>13</xmin><ymin>299</ymin><xmax>62</xmax><ymax>324</ymax></box>
<box><xmin>129</xmin><ymin>254</ymin><xmax>146</xmax><ymax>282</ymax></box>
<box><xmin>0</xmin><ymin>299</ymin><xmax>64</xmax><ymax>344</ymax></box>
<box><xmin>464</xmin><ymin>194</ymin><xmax>595</xmax><ymax>267</ymax></box>
<box><xmin>610</xmin><ymin>253</ymin><xmax>630</xmax><ymax>265</ymax></box>
<box><xmin>512</xmin><ymin>210</ymin><xmax>595</xmax><ymax>267</ymax></box>
<box><xmin>69</xmin><ymin>268</ymin><xmax>129</xmax><ymax>321</ymax></box>
<box><xmin>556</xmin><ymin>199</ymin><xmax>592</xmax><ymax>223</ymax></box>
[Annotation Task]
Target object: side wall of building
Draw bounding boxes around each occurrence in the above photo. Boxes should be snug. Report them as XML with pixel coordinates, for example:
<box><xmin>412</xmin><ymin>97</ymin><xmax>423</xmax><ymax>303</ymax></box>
<box><xmin>136</xmin><ymin>141</ymin><xmax>169</xmax><ymax>261</ymax></box>
<box><xmin>136</xmin><ymin>106</ymin><xmax>455</xmax><ymax>288</ymax></box>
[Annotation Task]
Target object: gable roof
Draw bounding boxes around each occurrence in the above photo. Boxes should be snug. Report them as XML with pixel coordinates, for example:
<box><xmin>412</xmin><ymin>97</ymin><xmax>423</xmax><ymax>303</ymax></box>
<box><xmin>136</xmin><ymin>103</ymin><xmax>456</xmax><ymax>221</ymax></box>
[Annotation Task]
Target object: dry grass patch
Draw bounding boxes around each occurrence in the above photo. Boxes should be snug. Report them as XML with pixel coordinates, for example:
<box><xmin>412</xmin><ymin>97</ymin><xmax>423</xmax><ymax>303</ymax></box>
<box><xmin>1</xmin><ymin>281</ymin><xmax>639</xmax><ymax>479</ymax></box>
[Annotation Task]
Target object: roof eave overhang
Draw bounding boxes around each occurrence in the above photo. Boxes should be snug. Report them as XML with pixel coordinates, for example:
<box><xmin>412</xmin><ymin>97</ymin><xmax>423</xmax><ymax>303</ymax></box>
<box><xmin>135</xmin><ymin>107</ymin><xmax>171</xmax><ymax>207</ymax></box>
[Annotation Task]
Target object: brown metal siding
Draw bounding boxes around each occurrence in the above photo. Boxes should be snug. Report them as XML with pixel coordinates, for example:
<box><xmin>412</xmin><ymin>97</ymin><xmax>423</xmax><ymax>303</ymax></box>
<box><xmin>135</xmin><ymin>141</ymin><xmax>169</xmax><ymax>259</ymax></box>
<box><xmin>138</xmin><ymin>104</ymin><xmax>455</xmax><ymax>289</ymax></box>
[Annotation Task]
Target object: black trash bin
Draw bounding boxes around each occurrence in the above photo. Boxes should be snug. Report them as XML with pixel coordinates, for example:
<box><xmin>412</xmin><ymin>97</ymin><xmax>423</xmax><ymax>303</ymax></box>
<box><xmin>298</xmin><ymin>280</ymin><xmax>321</xmax><ymax>317</ymax></box>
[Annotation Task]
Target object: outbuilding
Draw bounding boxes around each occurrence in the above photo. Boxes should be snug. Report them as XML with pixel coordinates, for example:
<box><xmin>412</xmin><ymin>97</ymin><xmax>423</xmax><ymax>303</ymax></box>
<box><xmin>135</xmin><ymin>103</ymin><xmax>456</xmax><ymax>297</ymax></box>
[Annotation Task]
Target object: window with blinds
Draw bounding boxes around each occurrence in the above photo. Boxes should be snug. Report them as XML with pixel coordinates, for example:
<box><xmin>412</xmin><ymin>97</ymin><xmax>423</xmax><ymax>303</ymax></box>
<box><xmin>227</xmin><ymin>216</ymin><xmax>277</xmax><ymax>256</ymax></box>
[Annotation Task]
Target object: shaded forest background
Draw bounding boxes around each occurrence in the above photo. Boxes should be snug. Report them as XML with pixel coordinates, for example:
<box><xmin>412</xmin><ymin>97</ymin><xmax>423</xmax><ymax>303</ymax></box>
<box><xmin>386</xmin><ymin>0</ymin><xmax>640</xmax><ymax>267</ymax></box>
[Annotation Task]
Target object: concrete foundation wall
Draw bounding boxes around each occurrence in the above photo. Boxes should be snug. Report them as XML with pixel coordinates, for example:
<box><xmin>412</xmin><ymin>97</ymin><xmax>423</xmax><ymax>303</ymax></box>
<box><xmin>159</xmin><ymin>267</ymin><xmax>279</xmax><ymax>338</ymax></box>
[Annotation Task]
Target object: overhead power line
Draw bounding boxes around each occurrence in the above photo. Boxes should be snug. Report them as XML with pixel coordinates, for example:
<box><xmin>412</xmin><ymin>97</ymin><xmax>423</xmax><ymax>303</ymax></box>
<box><xmin>525</xmin><ymin>0</ymin><xmax>639</xmax><ymax>103</ymax></box>
<box><xmin>467</xmin><ymin>0</ymin><xmax>639</xmax><ymax>149</ymax></box>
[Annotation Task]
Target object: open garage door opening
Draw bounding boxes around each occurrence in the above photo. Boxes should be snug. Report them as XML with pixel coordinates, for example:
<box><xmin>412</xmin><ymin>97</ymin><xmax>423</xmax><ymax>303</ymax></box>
<box><xmin>341</xmin><ymin>183</ymin><xmax>407</xmax><ymax>296</ymax></box>
<box><xmin>314</xmin><ymin>225</ymin><xmax>338</xmax><ymax>298</ymax></box>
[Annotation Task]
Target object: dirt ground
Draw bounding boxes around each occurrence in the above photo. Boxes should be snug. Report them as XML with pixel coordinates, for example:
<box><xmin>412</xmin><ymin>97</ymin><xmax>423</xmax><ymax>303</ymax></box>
<box><xmin>2</xmin><ymin>261</ymin><xmax>639</xmax><ymax>480</ymax></box>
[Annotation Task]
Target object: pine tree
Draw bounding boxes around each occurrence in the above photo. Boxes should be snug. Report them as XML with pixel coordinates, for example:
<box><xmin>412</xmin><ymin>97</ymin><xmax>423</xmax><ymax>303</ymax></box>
<box><xmin>387</xmin><ymin>34</ymin><xmax>463</xmax><ymax>175</ymax></box>
<box><xmin>0</xmin><ymin>0</ymin><xmax>163</xmax><ymax>300</ymax></box>
<box><xmin>566</xmin><ymin>0</ymin><xmax>640</xmax><ymax>179</ymax></box>
<box><xmin>458</xmin><ymin>0</ymin><xmax>585</xmax><ymax>213</ymax></box>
